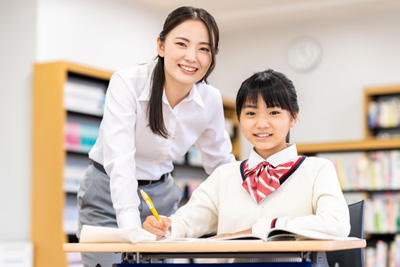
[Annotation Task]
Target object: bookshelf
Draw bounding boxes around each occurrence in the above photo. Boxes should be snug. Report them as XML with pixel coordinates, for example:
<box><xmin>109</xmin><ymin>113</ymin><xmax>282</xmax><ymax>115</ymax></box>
<box><xmin>297</xmin><ymin>85</ymin><xmax>400</xmax><ymax>266</ymax></box>
<box><xmin>31</xmin><ymin>61</ymin><xmax>240</xmax><ymax>267</ymax></box>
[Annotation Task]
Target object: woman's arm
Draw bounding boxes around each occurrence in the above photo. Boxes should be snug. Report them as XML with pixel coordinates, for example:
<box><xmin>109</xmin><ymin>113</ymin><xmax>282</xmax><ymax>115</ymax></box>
<box><xmin>195</xmin><ymin>92</ymin><xmax>236</xmax><ymax>174</ymax></box>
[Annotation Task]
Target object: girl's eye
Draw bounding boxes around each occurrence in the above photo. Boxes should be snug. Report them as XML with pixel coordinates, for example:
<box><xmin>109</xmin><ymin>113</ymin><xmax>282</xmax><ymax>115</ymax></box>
<box><xmin>246</xmin><ymin>111</ymin><xmax>256</xmax><ymax>116</ymax></box>
<box><xmin>270</xmin><ymin>111</ymin><xmax>280</xmax><ymax>115</ymax></box>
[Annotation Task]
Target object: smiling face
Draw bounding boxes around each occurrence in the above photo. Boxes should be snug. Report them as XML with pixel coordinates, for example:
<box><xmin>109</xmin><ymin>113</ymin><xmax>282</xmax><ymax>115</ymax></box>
<box><xmin>157</xmin><ymin>19</ymin><xmax>212</xmax><ymax>93</ymax></box>
<box><xmin>240</xmin><ymin>95</ymin><xmax>298</xmax><ymax>159</ymax></box>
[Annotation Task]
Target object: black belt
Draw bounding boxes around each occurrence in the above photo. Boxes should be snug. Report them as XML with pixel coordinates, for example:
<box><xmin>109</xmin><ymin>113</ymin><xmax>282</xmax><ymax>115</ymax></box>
<box><xmin>91</xmin><ymin>160</ymin><xmax>168</xmax><ymax>186</ymax></box>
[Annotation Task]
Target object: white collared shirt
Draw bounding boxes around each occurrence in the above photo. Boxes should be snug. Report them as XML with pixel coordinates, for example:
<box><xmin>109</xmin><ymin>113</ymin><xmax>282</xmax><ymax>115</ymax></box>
<box><xmin>247</xmin><ymin>144</ymin><xmax>298</xmax><ymax>169</ymax></box>
<box><xmin>89</xmin><ymin>61</ymin><xmax>235</xmax><ymax>229</ymax></box>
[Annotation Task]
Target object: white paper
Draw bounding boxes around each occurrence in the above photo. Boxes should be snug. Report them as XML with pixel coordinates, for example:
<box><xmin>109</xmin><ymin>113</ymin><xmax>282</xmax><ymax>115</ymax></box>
<box><xmin>79</xmin><ymin>225</ymin><xmax>157</xmax><ymax>243</ymax></box>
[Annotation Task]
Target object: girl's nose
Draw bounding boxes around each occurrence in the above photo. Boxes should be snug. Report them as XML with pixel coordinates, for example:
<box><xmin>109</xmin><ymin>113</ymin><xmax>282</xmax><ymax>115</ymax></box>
<box><xmin>256</xmin><ymin>118</ymin><xmax>270</xmax><ymax>128</ymax></box>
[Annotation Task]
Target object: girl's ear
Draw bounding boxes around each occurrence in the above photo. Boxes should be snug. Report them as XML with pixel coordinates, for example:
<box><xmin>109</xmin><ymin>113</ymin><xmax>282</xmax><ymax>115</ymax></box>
<box><xmin>157</xmin><ymin>36</ymin><xmax>165</xmax><ymax>58</ymax></box>
<box><xmin>290</xmin><ymin>111</ymin><xmax>300</xmax><ymax>128</ymax></box>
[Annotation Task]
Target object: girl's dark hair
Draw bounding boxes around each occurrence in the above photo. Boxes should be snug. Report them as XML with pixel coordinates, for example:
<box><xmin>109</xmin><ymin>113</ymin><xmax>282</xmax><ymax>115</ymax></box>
<box><xmin>148</xmin><ymin>6</ymin><xmax>220</xmax><ymax>138</ymax></box>
<box><xmin>235</xmin><ymin>69</ymin><xmax>299</xmax><ymax>142</ymax></box>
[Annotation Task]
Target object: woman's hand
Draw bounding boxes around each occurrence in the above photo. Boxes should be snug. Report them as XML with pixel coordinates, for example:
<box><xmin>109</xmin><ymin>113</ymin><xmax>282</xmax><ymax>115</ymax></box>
<box><xmin>209</xmin><ymin>228</ymin><xmax>252</xmax><ymax>239</ymax></box>
<box><xmin>143</xmin><ymin>216</ymin><xmax>171</xmax><ymax>240</ymax></box>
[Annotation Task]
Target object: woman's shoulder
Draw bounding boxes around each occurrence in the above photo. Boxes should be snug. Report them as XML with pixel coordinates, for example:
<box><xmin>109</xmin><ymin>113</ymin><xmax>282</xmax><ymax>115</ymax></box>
<box><xmin>113</xmin><ymin>61</ymin><xmax>156</xmax><ymax>80</ymax></box>
<box><xmin>195</xmin><ymin>82</ymin><xmax>222</xmax><ymax>101</ymax></box>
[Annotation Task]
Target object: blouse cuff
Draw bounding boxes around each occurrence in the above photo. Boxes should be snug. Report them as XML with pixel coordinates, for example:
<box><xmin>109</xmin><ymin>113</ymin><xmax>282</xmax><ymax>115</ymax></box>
<box><xmin>117</xmin><ymin>211</ymin><xmax>142</xmax><ymax>229</ymax></box>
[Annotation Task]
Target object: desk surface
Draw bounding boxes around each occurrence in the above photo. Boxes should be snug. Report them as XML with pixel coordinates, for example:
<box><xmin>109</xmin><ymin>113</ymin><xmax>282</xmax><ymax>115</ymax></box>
<box><xmin>63</xmin><ymin>239</ymin><xmax>366</xmax><ymax>253</ymax></box>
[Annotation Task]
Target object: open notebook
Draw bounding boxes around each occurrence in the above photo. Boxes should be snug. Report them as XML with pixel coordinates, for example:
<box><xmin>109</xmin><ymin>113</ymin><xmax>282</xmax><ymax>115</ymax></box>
<box><xmin>79</xmin><ymin>225</ymin><xmax>358</xmax><ymax>243</ymax></box>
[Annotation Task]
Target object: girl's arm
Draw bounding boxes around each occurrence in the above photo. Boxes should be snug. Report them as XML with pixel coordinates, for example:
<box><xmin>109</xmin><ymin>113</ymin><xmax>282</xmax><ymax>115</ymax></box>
<box><xmin>168</xmin><ymin>168</ymin><xmax>223</xmax><ymax>239</ymax></box>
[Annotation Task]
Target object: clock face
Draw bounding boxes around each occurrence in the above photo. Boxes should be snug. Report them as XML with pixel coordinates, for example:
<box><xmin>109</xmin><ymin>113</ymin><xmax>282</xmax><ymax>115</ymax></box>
<box><xmin>287</xmin><ymin>37</ymin><xmax>322</xmax><ymax>73</ymax></box>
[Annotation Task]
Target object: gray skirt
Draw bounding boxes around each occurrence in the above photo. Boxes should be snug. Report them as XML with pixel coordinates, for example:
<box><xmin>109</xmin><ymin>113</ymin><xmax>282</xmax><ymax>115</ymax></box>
<box><xmin>76</xmin><ymin>161</ymin><xmax>182</xmax><ymax>266</ymax></box>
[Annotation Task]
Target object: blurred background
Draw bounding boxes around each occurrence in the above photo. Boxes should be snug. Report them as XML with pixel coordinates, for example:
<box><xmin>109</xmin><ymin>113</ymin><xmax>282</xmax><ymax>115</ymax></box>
<box><xmin>1</xmin><ymin>0</ymin><xmax>400</xmax><ymax>266</ymax></box>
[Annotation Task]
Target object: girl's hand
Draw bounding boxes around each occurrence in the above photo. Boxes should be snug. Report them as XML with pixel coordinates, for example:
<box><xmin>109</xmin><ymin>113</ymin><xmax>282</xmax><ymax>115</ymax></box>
<box><xmin>143</xmin><ymin>216</ymin><xmax>171</xmax><ymax>240</ymax></box>
<box><xmin>209</xmin><ymin>228</ymin><xmax>252</xmax><ymax>239</ymax></box>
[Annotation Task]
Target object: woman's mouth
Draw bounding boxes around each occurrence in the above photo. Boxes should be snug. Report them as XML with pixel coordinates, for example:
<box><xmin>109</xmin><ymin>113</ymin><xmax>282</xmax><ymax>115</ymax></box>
<box><xmin>179</xmin><ymin>64</ymin><xmax>198</xmax><ymax>73</ymax></box>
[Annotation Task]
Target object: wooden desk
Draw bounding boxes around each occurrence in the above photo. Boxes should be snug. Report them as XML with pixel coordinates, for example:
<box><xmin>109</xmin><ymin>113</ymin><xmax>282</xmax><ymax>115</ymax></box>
<box><xmin>64</xmin><ymin>239</ymin><xmax>366</xmax><ymax>264</ymax></box>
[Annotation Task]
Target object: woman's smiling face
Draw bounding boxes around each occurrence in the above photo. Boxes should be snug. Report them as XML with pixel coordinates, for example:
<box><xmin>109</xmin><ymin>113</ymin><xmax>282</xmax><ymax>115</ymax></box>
<box><xmin>157</xmin><ymin>19</ymin><xmax>212</xmax><ymax>92</ymax></box>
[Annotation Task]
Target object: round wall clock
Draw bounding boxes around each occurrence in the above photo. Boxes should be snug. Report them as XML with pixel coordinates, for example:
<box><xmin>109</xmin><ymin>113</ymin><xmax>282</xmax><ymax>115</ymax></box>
<box><xmin>286</xmin><ymin>36</ymin><xmax>322</xmax><ymax>73</ymax></box>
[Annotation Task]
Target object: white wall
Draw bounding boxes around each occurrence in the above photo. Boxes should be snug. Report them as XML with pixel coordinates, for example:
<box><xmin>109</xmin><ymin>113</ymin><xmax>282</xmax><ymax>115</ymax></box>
<box><xmin>210</xmin><ymin>11</ymin><xmax>400</xmax><ymax>158</ymax></box>
<box><xmin>36</xmin><ymin>0</ymin><xmax>166</xmax><ymax>70</ymax></box>
<box><xmin>0</xmin><ymin>0</ymin><xmax>37</xmax><ymax>241</ymax></box>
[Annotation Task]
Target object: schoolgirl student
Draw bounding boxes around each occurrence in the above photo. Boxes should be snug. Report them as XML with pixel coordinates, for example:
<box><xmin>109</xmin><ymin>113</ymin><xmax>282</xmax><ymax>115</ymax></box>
<box><xmin>143</xmin><ymin>69</ymin><xmax>350</xmax><ymax>246</ymax></box>
<box><xmin>77</xmin><ymin>6</ymin><xmax>235</xmax><ymax>267</ymax></box>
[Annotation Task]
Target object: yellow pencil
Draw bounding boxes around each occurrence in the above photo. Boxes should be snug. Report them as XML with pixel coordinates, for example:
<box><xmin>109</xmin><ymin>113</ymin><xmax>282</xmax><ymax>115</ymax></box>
<box><xmin>140</xmin><ymin>189</ymin><xmax>170</xmax><ymax>237</ymax></box>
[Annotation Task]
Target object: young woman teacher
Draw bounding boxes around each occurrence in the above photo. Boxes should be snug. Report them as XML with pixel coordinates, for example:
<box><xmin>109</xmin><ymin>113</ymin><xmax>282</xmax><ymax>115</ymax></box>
<box><xmin>77</xmin><ymin>6</ymin><xmax>235</xmax><ymax>267</ymax></box>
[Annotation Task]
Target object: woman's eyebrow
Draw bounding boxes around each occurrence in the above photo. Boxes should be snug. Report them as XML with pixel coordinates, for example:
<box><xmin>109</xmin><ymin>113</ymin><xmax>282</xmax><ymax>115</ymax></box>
<box><xmin>175</xmin><ymin>37</ymin><xmax>210</xmax><ymax>46</ymax></box>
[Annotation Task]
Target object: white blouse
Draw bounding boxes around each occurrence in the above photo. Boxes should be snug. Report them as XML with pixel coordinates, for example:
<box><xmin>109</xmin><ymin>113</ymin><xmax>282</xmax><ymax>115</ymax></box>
<box><xmin>89</xmin><ymin>61</ymin><xmax>235</xmax><ymax>229</ymax></box>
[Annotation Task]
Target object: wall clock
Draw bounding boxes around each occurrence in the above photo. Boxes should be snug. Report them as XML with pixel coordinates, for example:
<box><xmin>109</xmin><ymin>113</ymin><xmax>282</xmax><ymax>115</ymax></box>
<box><xmin>287</xmin><ymin>36</ymin><xmax>322</xmax><ymax>73</ymax></box>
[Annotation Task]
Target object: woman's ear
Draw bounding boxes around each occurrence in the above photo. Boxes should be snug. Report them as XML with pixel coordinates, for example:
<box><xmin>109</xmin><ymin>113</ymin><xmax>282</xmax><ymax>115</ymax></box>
<box><xmin>157</xmin><ymin>36</ymin><xmax>165</xmax><ymax>58</ymax></box>
<box><xmin>290</xmin><ymin>111</ymin><xmax>300</xmax><ymax>128</ymax></box>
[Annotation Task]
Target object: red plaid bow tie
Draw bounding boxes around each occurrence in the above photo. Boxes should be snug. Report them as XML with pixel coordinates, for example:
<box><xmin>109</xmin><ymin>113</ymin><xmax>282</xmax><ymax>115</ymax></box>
<box><xmin>242</xmin><ymin>160</ymin><xmax>295</xmax><ymax>203</ymax></box>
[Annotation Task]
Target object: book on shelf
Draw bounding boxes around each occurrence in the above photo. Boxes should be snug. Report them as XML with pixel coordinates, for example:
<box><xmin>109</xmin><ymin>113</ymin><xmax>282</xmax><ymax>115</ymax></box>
<box><xmin>79</xmin><ymin>225</ymin><xmax>358</xmax><ymax>244</ymax></box>
<box><xmin>64</xmin><ymin>121</ymin><xmax>99</xmax><ymax>153</ymax></box>
<box><xmin>63</xmin><ymin>79</ymin><xmax>106</xmax><ymax>116</ymax></box>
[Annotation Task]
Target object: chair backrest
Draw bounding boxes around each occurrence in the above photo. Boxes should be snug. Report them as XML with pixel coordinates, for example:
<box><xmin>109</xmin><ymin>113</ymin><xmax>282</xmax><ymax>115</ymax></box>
<box><xmin>326</xmin><ymin>199</ymin><xmax>365</xmax><ymax>267</ymax></box>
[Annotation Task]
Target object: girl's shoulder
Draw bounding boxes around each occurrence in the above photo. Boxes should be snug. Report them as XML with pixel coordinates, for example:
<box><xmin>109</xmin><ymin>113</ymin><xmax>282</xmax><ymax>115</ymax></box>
<box><xmin>297</xmin><ymin>156</ymin><xmax>336</xmax><ymax>177</ymax></box>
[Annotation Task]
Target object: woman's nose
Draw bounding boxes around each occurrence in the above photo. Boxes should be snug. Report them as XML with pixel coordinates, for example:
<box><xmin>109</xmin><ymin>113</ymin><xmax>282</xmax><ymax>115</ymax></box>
<box><xmin>184</xmin><ymin>47</ymin><xmax>197</xmax><ymax>62</ymax></box>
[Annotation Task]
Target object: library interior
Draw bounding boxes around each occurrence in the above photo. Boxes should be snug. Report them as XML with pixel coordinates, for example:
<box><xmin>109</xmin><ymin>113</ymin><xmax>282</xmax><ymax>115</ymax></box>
<box><xmin>2</xmin><ymin>0</ymin><xmax>400</xmax><ymax>266</ymax></box>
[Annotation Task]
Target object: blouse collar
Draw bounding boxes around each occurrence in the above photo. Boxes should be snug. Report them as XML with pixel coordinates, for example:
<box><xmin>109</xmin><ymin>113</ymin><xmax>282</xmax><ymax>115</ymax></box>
<box><xmin>247</xmin><ymin>144</ymin><xmax>298</xmax><ymax>169</ymax></box>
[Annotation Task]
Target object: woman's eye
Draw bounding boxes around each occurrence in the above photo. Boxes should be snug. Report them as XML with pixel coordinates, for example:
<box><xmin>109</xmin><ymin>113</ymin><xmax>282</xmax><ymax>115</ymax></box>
<box><xmin>176</xmin><ymin>42</ymin><xmax>186</xmax><ymax>47</ymax></box>
<box><xmin>200</xmin><ymin>47</ymin><xmax>210</xmax><ymax>52</ymax></box>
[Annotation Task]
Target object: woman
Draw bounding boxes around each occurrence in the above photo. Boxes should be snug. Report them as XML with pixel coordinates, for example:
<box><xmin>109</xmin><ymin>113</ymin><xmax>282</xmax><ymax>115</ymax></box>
<box><xmin>77</xmin><ymin>6</ymin><xmax>235</xmax><ymax>267</ymax></box>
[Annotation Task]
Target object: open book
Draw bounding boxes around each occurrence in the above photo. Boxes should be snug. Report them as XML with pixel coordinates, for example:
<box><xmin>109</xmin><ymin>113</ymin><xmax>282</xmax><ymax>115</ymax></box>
<box><xmin>213</xmin><ymin>228</ymin><xmax>359</xmax><ymax>242</ymax></box>
<box><xmin>79</xmin><ymin>225</ymin><xmax>358</xmax><ymax>243</ymax></box>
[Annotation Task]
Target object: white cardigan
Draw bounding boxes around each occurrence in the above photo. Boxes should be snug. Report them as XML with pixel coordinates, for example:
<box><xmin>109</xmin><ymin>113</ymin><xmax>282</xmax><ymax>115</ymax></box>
<box><xmin>170</xmin><ymin>157</ymin><xmax>350</xmax><ymax>239</ymax></box>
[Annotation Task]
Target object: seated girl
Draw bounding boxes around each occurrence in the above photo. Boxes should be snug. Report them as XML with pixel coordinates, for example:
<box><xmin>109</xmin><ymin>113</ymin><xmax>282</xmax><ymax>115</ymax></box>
<box><xmin>143</xmin><ymin>69</ymin><xmax>350</xmax><ymax>242</ymax></box>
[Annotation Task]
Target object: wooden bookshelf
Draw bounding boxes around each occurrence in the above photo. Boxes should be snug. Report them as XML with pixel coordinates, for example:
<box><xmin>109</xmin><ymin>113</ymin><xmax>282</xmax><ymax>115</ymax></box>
<box><xmin>31</xmin><ymin>61</ymin><xmax>112</xmax><ymax>267</ymax></box>
<box><xmin>297</xmin><ymin>138</ymin><xmax>400</xmax><ymax>155</ymax></box>
<box><xmin>363</xmin><ymin>85</ymin><xmax>400</xmax><ymax>139</ymax></box>
<box><xmin>31</xmin><ymin>61</ymin><xmax>240</xmax><ymax>267</ymax></box>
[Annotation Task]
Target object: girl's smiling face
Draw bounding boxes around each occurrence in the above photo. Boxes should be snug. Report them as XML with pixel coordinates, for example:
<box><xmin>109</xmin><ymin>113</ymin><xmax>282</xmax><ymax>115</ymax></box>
<box><xmin>240</xmin><ymin>94</ymin><xmax>298</xmax><ymax>159</ymax></box>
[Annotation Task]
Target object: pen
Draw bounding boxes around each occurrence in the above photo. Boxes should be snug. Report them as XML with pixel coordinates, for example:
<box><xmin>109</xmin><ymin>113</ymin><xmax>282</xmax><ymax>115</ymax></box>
<box><xmin>140</xmin><ymin>189</ymin><xmax>170</xmax><ymax>237</ymax></box>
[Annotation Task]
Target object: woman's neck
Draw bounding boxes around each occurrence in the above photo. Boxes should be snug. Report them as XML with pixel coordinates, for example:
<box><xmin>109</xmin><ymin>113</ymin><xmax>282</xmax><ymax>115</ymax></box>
<box><xmin>164</xmin><ymin>81</ymin><xmax>192</xmax><ymax>109</ymax></box>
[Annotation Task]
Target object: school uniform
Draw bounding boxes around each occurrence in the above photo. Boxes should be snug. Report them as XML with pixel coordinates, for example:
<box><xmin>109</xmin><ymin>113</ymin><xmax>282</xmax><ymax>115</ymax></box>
<box><xmin>77</xmin><ymin>61</ymin><xmax>235</xmax><ymax>267</ymax></box>
<box><xmin>169</xmin><ymin>144</ymin><xmax>350</xmax><ymax>244</ymax></box>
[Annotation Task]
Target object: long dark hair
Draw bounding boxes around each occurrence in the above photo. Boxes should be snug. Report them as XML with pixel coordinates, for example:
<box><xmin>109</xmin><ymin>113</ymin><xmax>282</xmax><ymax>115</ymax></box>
<box><xmin>148</xmin><ymin>6</ymin><xmax>220</xmax><ymax>138</ymax></box>
<box><xmin>235</xmin><ymin>69</ymin><xmax>299</xmax><ymax>143</ymax></box>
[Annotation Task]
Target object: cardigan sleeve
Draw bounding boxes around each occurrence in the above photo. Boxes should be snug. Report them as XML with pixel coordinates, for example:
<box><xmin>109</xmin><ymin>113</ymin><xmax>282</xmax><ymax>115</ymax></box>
<box><xmin>169</xmin><ymin>168</ymin><xmax>222</xmax><ymax>238</ymax></box>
